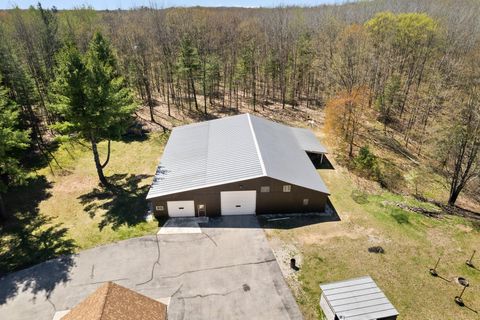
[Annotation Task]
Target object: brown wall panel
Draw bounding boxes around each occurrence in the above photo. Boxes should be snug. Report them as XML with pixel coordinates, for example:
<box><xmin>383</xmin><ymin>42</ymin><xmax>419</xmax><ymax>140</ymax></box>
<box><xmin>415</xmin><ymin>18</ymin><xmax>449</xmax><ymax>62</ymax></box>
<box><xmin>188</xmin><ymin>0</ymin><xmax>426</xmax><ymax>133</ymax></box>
<box><xmin>150</xmin><ymin>176</ymin><xmax>328</xmax><ymax>217</ymax></box>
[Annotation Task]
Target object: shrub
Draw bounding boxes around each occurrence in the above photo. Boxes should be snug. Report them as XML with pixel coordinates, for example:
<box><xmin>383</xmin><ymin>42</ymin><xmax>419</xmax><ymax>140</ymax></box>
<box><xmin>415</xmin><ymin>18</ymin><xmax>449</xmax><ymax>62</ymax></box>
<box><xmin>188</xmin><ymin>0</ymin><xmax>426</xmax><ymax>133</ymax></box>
<box><xmin>354</xmin><ymin>146</ymin><xmax>380</xmax><ymax>178</ymax></box>
<box><xmin>392</xmin><ymin>211</ymin><xmax>410</xmax><ymax>224</ymax></box>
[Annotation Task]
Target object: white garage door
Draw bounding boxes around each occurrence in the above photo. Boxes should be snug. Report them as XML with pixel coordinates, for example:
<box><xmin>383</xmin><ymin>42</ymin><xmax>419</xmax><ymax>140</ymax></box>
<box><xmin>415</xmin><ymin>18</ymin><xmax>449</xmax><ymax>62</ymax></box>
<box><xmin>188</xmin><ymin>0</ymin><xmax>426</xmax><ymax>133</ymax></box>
<box><xmin>167</xmin><ymin>201</ymin><xmax>195</xmax><ymax>217</ymax></box>
<box><xmin>220</xmin><ymin>191</ymin><xmax>256</xmax><ymax>215</ymax></box>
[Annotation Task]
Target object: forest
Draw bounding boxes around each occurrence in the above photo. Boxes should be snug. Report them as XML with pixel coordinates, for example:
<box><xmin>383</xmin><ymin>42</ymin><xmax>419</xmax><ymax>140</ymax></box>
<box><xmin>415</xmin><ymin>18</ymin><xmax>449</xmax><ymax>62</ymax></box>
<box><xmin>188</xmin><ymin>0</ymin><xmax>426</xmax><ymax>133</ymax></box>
<box><xmin>0</xmin><ymin>0</ymin><xmax>479</xmax><ymax>223</ymax></box>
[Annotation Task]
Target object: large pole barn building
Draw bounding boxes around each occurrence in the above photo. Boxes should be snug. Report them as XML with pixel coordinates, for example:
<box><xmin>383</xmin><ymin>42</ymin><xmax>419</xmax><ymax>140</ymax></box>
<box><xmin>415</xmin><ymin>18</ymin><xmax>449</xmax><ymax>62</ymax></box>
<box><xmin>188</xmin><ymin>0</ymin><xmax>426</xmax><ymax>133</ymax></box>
<box><xmin>147</xmin><ymin>113</ymin><xmax>330</xmax><ymax>218</ymax></box>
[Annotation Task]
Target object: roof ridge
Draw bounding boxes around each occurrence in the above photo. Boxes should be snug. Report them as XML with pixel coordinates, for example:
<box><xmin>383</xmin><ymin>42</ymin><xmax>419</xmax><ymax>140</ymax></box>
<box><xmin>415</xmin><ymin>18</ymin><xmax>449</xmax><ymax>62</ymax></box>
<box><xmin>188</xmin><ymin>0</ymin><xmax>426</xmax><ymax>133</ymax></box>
<box><xmin>99</xmin><ymin>282</ymin><xmax>112</xmax><ymax>320</ymax></box>
<box><xmin>246</xmin><ymin>114</ymin><xmax>267</xmax><ymax>176</ymax></box>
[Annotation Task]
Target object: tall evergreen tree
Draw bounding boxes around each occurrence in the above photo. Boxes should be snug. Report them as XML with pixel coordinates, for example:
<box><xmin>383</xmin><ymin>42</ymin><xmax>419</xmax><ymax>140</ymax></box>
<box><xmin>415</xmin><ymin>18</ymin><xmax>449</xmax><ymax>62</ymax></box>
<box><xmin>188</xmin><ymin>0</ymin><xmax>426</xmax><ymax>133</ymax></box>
<box><xmin>0</xmin><ymin>79</ymin><xmax>30</xmax><ymax>222</ymax></box>
<box><xmin>49</xmin><ymin>33</ymin><xmax>136</xmax><ymax>190</ymax></box>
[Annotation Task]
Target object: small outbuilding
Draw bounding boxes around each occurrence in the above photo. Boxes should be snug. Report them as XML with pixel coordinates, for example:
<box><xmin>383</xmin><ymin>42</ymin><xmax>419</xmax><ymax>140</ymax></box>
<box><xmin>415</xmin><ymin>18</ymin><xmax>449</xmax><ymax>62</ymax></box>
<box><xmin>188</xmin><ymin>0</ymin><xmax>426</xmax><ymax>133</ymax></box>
<box><xmin>319</xmin><ymin>276</ymin><xmax>398</xmax><ymax>320</ymax></box>
<box><xmin>147</xmin><ymin>113</ymin><xmax>330</xmax><ymax>217</ymax></box>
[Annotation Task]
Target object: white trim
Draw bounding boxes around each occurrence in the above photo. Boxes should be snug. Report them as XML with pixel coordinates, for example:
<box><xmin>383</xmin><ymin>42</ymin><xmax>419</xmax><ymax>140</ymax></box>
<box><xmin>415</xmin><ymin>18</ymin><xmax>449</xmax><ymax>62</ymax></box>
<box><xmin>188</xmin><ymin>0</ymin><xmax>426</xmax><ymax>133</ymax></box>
<box><xmin>247</xmin><ymin>114</ymin><xmax>267</xmax><ymax>176</ymax></box>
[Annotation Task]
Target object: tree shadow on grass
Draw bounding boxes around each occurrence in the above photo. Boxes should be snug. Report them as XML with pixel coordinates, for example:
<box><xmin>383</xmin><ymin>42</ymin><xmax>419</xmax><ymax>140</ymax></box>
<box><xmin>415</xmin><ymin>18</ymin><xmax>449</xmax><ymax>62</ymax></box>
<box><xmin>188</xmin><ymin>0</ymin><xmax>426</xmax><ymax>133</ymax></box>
<box><xmin>121</xmin><ymin>119</ymin><xmax>150</xmax><ymax>143</ymax></box>
<box><xmin>0</xmin><ymin>176</ymin><xmax>77</xmax><ymax>304</ymax></box>
<box><xmin>78</xmin><ymin>174</ymin><xmax>153</xmax><ymax>230</ymax></box>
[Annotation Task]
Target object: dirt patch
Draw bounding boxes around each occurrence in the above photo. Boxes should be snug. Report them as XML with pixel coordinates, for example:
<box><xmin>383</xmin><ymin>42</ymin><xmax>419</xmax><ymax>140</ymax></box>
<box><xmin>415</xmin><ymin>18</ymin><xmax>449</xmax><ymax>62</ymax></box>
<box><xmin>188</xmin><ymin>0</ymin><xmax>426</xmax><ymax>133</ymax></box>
<box><xmin>427</xmin><ymin>228</ymin><xmax>454</xmax><ymax>248</ymax></box>
<box><xmin>456</xmin><ymin>224</ymin><xmax>473</xmax><ymax>233</ymax></box>
<box><xmin>295</xmin><ymin>221</ymin><xmax>382</xmax><ymax>246</ymax></box>
<box><xmin>368</xmin><ymin>234</ymin><xmax>390</xmax><ymax>244</ymax></box>
<box><xmin>54</xmin><ymin>175</ymin><xmax>97</xmax><ymax>194</ymax></box>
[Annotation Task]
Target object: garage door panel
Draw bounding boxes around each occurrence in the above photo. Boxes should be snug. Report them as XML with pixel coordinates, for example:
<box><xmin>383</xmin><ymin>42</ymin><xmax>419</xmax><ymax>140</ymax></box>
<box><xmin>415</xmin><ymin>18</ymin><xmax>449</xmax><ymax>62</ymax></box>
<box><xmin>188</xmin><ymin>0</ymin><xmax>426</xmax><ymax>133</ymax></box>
<box><xmin>167</xmin><ymin>201</ymin><xmax>195</xmax><ymax>217</ymax></box>
<box><xmin>221</xmin><ymin>191</ymin><xmax>256</xmax><ymax>215</ymax></box>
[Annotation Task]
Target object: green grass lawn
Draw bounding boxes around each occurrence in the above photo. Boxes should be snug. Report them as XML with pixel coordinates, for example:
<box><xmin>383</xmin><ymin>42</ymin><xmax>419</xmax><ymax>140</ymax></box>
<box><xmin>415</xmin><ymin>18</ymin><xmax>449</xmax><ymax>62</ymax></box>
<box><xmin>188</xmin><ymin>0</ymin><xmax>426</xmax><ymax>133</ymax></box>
<box><xmin>265</xmin><ymin>165</ymin><xmax>480</xmax><ymax>320</ymax></box>
<box><xmin>1</xmin><ymin>132</ymin><xmax>167</xmax><ymax>274</ymax></box>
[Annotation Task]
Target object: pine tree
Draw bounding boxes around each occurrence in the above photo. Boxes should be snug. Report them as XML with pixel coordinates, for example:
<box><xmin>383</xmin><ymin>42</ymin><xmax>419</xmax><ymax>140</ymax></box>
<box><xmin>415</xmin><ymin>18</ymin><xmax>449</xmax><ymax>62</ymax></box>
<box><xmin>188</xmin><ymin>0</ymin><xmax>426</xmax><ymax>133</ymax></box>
<box><xmin>49</xmin><ymin>33</ymin><xmax>136</xmax><ymax>190</ymax></box>
<box><xmin>0</xmin><ymin>79</ymin><xmax>30</xmax><ymax>221</ymax></box>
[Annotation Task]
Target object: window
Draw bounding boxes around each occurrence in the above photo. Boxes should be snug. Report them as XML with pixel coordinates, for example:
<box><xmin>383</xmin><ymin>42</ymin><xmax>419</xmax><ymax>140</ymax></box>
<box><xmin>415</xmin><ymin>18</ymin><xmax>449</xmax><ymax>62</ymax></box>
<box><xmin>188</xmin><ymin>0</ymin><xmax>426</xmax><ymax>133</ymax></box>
<box><xmin>303</xmin><ymin>199</ymin><xmax>309</xmax><ymax>206</ymax></box>
<box><xmin>283</xmin><ymin>185</ymin><xmax>291</xmax><ymax>192</ymax></box>
<box><xmin>156</xmin><ymin>205</ymin><xmax>164</xmax><ymax>211</ymax></box>
<box><xmin>260</xmin><ymin>186</ymin><xmax>270</xmax><ymax>193</ymax></box>
<box><xmin>198</xmin><ymin>204</ymin><xmax>205</xmax><ymax>210</ymax></box>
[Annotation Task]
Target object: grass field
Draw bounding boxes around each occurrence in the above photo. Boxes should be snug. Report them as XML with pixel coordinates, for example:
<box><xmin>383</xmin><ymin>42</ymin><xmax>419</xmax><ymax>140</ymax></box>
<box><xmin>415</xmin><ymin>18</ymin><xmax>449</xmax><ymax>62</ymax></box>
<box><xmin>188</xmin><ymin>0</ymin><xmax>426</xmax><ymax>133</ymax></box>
<box><xmin>264</xmin><ymin>163</ymin><xmax>480</xmax><ymax>320</ymax></box>
<box><xmin>1</xmin><ymin>132</ymin><xmax>167</xmax><ymax>274</ymax></box>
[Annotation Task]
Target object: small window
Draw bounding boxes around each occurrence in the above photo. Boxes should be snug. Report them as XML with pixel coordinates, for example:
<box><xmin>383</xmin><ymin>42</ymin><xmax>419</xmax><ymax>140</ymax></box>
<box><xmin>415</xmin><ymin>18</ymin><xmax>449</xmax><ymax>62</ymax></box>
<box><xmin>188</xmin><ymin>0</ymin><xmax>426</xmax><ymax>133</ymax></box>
<box><xmin>198</xmin><ymin>204</ymin><xmax>205</xmax><ymax>210</ymax></box>
<box><xmin>260</xmin><ymin>186</ymin><xmax>270</xmax><ymax>193</ymax></box>
<box><xmin>283</xmin><ymin>185</ymin><xmax>291</xmax><ymax>192</ymax></box>
<box><xmin>303</xmin><ymin>199</ymin><xmax>309</xmax><ymax>206</ymax></box>
<box><xmin>156</xmin><ymin>205</ymin><xmax>164</xmax><ymax>211</ymax></box>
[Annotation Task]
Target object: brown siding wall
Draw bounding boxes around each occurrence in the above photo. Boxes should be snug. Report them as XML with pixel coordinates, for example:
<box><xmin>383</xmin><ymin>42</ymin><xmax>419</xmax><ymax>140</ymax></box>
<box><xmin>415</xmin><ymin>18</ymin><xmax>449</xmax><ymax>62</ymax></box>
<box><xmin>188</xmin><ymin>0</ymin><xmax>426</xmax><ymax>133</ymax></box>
<box><xmin>150</xmin><ymin>176</ymin><xmax>328</xmax><ymax>217</ymax></box>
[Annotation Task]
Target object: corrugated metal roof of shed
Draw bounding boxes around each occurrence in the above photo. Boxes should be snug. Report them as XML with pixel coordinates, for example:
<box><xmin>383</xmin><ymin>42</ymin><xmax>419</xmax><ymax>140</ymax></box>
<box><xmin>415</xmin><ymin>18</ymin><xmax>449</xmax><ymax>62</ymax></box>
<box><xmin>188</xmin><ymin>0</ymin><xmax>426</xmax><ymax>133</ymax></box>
<box><xmin>291</xmin><ymin>127</ymin><xmax>327</xmax><ymax>154</ymax></box>
<box><xmin>319</xmin><ymin>276</ymin><xmax>398</xmax><ymax>320</ymax></box>
<box><xmin>147</xmin><ymin>113</ymin><xmax>329</xmax><ymax>199</ymax></box>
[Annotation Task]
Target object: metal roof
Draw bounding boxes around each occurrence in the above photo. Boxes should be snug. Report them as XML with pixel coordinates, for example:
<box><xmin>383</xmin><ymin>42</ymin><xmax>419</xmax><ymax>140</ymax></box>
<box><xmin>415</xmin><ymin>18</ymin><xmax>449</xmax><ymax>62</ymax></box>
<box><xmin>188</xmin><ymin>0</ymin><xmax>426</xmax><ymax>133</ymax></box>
<box><xmin>147</xmin><ymin>113</ymin><xmax>329</xmax><ymax>199</ymax></box>
<box><xmin>319</xmin><ymin>276</ymin><xmax>399</xmax><ymax>320</ymax></box>
<box><xmin>291</xmin><ymin>127</ymin><xmax>327</xmax><ymax>154</ymax></box>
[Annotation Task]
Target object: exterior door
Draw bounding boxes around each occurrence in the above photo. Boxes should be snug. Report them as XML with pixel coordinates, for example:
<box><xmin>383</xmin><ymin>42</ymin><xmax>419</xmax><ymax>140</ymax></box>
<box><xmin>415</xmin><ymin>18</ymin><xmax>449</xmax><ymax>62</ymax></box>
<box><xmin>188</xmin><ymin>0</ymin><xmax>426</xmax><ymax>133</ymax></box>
<box><xmin>198</xmin><ymin>204</ymin><xmax>206</xmax><ymax>216</ymax></box>
<box><xmin>167</xmin><ymin>201</ymin><xmax>195</xmax><ymax>217</ymax></box>
<box><xmin>220</xmin><ymin>191</ymin><xmax>256</xmax><ymax>215</ymax></box>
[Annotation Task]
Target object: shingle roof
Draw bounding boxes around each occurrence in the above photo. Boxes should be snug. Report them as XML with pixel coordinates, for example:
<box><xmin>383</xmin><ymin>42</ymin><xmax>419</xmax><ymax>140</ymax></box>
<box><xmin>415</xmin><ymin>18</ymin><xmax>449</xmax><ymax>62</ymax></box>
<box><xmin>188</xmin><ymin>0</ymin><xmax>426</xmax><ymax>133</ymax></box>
<box><xmin>61</xmin><ymin>282</ymin><xmax>167</xmax><ymax>320</ymax></box>
<box><xmin>320</xmin><ymin>276</ymin><xmax>398</xmax><ymax>320</ymax></box>
<box><xmin>147</xmin><ymin>113</ymin><xmax>329</xmax><ymax>199</ymax></box>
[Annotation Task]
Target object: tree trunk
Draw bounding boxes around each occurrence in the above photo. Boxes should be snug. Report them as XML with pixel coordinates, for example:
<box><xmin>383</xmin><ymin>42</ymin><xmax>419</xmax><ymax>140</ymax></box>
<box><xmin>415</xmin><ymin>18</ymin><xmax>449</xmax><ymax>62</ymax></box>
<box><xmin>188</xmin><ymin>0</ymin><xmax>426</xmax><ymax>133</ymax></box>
<box><xmin>146</xmin><ymin>83</ymin><xmax>155</xmax><ymax>123</ymax></box>
<box><xmin>190</xmin><ymin>73</ymin><xmax>198</xmax><ymax>110</ymax></box>
<box><xmin>203</xmin><ymin>59</ymin><xmax>207</xmax><ymax>114</ymax></box>
<box><xmin>91</xmin><ymin>137</ymin><xmax>112</xmax><ymax>189</ymax></box>
<box><xmin>0</xmin><ymin>193</ymin><xmax>8</xmax><ymax>222</ymax></box>
<box><xmin>448</xmin><ymin>188</ymin><xmax>460</xmax><ymax>206</ymax></box>
<box><xmin>101</xmin><ymin>140</ymin><xmax>111</xmax><ymax>168</ymax></box>
<box><xmin>252</xmin><ymin>64</ymin><xmax>256</xmax><ymax>112</ymax></box>
<box><xmin>167</xmin><ymin>80</ymin><xmax>171</xmax><ymax>117</ymax></box>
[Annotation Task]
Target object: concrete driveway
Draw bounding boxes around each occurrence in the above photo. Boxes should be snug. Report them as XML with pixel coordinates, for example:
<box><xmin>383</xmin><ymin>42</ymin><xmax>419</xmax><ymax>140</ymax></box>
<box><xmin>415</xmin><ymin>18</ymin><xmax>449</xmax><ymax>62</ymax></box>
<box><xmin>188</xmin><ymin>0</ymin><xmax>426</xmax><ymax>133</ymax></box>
<box><xmin>0</xmin><ymin>215</ymin><xmax>302</xmax><ymax>320</ymax></box>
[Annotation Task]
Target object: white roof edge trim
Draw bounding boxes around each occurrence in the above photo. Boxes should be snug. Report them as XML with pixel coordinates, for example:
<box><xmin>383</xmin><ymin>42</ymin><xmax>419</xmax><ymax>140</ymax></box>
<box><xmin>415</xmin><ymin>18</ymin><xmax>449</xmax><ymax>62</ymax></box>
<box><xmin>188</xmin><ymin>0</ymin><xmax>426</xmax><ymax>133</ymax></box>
<box><xmin>247</xmin><ymin>114</ymin><xmax>267</xmax><ymax>176</ymax></box>
<box><xmin>146</xmin><ymin>174</ymin><xmax>266</xmax><ymax>199</ymax></box>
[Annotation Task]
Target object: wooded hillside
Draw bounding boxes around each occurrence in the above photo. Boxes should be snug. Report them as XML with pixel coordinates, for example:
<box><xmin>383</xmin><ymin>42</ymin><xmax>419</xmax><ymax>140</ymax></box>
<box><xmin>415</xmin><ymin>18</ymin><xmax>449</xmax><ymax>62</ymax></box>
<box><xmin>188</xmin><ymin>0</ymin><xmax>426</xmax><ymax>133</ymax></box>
<box><xmin>0</xmin><ymin>0</ymin><xmax>479</xmax><ymax>221</ymax></box>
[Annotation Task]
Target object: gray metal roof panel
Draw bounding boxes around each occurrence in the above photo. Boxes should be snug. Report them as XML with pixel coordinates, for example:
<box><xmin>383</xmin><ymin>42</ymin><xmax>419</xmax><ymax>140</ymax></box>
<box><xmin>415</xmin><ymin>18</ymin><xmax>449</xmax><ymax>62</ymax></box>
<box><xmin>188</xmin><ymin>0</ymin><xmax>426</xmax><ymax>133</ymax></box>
<box><xmin>320</xmin><ymin>276</ymin><xmax>398</xmax><ymax>320</ymax></box>
<box><xmin>290</xmin><ymin>127</ymin><xmax>327</xmax><ymax>154</ymax></box>
<box><xmin>147</xmin><ymin>114</ymin><xmax>263</xmax><ymax>199</ymax></box>
<box><xmin>147</xmin><ymin>113</ymin><xmax>329</xmax><ymax>199</ymax></box>
<box><xmin>249</xmin><ymin>115</ymin><xmax>329</xmax><ymax>194</ymax></box>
